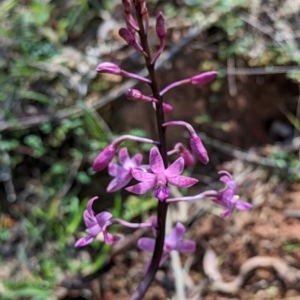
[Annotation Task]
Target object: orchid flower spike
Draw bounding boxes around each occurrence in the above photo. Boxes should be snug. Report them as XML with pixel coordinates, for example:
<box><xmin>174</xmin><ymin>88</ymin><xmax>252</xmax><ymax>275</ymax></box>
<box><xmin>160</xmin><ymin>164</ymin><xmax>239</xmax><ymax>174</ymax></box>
<box><xmin>126</xmin><ymin>147</ymin><xmax>198</xmax><ymax>201</ymax></box>
<box><xmin>75</xmin><ymin>197</ymin><xmax>120</xmax><ymax>247</ymax></box>
<box><xmin>137</xmin><ymin>222</ymin><xmax>195</xmax><ymax>271</ymax></box>
<box><xmin>107</xmin><ymin>147</ymin><xmax>143</xmax><ymax>192</ymax></box>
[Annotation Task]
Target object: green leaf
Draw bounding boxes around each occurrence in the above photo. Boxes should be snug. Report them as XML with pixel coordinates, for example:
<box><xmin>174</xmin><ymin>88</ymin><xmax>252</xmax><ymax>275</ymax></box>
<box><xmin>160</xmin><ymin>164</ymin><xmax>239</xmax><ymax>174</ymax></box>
<box><xmin>82</xmin><ymin>105</ymin><xmax>110</xmax><ymax>141</ymax></box>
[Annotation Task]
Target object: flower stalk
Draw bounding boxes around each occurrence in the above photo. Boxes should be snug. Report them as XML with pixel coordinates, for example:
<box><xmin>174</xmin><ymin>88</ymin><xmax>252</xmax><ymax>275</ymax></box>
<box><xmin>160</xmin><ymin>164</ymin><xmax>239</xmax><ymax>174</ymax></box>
<box><xmin>75</xmin><ymin>1</ymin><xmax>253</xmax><ymax>299</ymax></box>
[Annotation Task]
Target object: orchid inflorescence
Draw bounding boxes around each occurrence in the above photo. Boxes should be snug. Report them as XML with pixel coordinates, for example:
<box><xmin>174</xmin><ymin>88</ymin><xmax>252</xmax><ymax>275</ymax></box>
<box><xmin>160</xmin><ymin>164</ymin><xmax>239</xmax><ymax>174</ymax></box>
<box><xmin>75</xmin><ymin>1</ymin><xmax>252</xmax><ymax>299</ymax></box>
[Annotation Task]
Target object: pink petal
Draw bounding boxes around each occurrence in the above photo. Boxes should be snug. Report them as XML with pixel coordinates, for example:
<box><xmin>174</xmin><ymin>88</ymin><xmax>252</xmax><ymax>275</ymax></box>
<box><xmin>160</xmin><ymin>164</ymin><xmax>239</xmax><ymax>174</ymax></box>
<box><xmin>167</xmin><ymin>175</ymin><xmax>198</xmax><ymax>188</ymax></box>
<box><xmin>221</xmin><ymin>183</ymin><xmax>236</xmax><ymax>202</ymax></box>
<box><xmin>126</xmin><ymin>181</ymin><xmax>155</xmax><ymax>194</ymax></box>
<box><xmin>165</xmin><ymin>222</ymin><xmax>186</xmax><ymax>249</ymax></box>
<box><xmin>103</xmin><ymin>232</ymin><xmax>121</xmax><ymax>244</ymax></box>
<box><xmin>165</xmin><ymin>157</ymin><xmax>184</xmax><ymax>177</ymax></box>
<box><xmin>175</xmin><ymin>240</ymin><xmax>196</xmax><ymax>253</ymax></box>
<box><xmin>132</xmin><ymin>153</ymin><xmax>143</xmax><ymax>166</ymax></box>
<box><xmin>218</xmin><ymin>170</ymin><xmax>233</xmax><ymax>182</ymax></box>
<box><xmin>220</xmin><ymin>209</ymin><xmax>232</xmax><ymax>218</ymax></box>
<box><xmin>106</xmin><ymin>174</ymin><xmax>132</xmax><ymax>192</ymax></box>
<box><xmin>150</xmin><ymin>147</ymin><xmax>165</xmax><ymax>174</ymax></box>
<box><xmin>83</xmin><ymin>210</ymin><xmax>96</xmax><ymax>228</ymax></box>
<box><xmin>131</xmin><ymin>169</ymin><xmax>156</xmax><ymax>182</ymax></box>
<box><xmin>235</xmin><ymin>201</ymin><xmax>253</xmax><ymax>210</ymax></box>
<box><xmin>108</xmin><ymin>163</ymin><xmax>122</xmax><ymax>177</ymax></box>
<box><xmin>86</xmin><ymin>224</ymin><xmax>101</xmax><ymax>236</ymax></box>
<box><xmin>96</xmin><ymin>211</ymin><xmax>113</xmax><ymax>228</ymax></box>
<box><xmin>86</xmin><ymin>197</ymin><xmax>98</xmax><ymax>216</ymax></box>
<box><xmin>75</xmin><ymin>236</ymin><xmax>94</xmax><ymax>247</ymax></box>
<box><xmin>137</xmin><ymin>237</ymin><xmax>155</xmax><ymax>252</ymax></box>
<box><xmin>118</xmin><ymin>147</ymin><xmax>130</xmax><ymax>165</ymax></box>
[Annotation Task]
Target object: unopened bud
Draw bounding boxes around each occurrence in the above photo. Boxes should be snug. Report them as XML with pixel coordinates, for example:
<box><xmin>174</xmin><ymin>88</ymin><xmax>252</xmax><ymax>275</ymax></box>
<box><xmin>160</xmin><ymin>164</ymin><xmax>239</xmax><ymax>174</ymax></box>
<box><xmin>119</xmin><ymin>28</ymin><xmax>135</xmax><ymax>45</ymax></box>
<box><xmin>93</xmin><ymin>144</ymin><xmax>117</xmax><ymax>172</ymax></box>
<box><xmin>122</xmin><ymin>0</ymin><xmax>132</xmax><ymax>13</ymax></box>
<box><xmin>126</xmin><ymin>89</ymin><xmax>143</xmax><ymax>100</ymax></box>
<box><xmin>163</xmin><ymin>103</ymin><xmax>173</xmax><ymax>113</ymax></box>
<box><xmin>174</xmin><ymin>143</ymin><xmax>195</xmax><ymax>166</ymax></box>
<box><xmin>96</xmin><ymin>62</ymin><xmax>121</xmax><ymax>75</ymax></box>
<box><xmin>156</xmin><ymin>12</ymin><xmax>166</xmax><ymax>38</ymax></box>
<box><xmin>189</xmin><ymin>135</ymin><xmax>209</xmax><ymax>164</ymax></box>
<box><xmin>190</xmin><ymin>71</ymin><xmax>217</xmax><ymax>86</ymax></box>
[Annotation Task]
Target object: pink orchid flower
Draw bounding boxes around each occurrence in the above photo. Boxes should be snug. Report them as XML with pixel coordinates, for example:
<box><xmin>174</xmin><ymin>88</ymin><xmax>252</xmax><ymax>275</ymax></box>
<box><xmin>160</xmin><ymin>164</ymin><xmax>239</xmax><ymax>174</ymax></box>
<box><xmin>107</xmin><ymin>147</ymin><xmax>143</xmax><ymax>192</ymax></box>
<box><xmin>211</xmin><ymin>170</ymin><xmax>253</xmax><ymax>218</ymax></box>
<box><xmin>137</xmin><ymin>222</ymin><xmax>195</xmax><ymax>271</ymax></box>
<box><xmin>126</xmin><ymin>147</ymin><xmax>198</xmax><ymax>201</ymax></box>
<box><xmin>75</xmin><ymin>197</ymin><xmax>120</xmax><ymax>247</ymax></box>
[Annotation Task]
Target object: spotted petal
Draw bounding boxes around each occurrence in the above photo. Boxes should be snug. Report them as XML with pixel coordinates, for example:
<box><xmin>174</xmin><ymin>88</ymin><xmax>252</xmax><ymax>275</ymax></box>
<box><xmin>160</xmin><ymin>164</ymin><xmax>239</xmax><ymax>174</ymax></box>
<box><xmin>106</xmin><ymin>173</ymin><xmax>132</xmax><ymax>192</ymax></box>
<box><xmin>167</xmin><ymin>175</ymin><xmax>198</xmax><ymax>188</ymax></box>
<box><xmin>126</xmin><ymin>181</ymin><xmax>156</xmax><ymax>194</ymax></box>
<box><xmin>150</xmin><ymin>147</ymin><xmax>165</xmax><ymax>174</ymax></box>
<box><xmin>131</xmin><ymin>169</ymin><xmax>156</xmax><ymax>182</ymax></box>
<box><xmin>164</xmin><ymin>157</ymin><xmax>184</xmax><ymax>177</ymax></box>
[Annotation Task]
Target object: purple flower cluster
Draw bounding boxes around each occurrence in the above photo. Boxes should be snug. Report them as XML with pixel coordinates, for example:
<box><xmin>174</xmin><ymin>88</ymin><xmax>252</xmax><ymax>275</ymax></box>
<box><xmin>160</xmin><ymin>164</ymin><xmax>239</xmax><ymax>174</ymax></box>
<box><xmin>75</xmin><ymin>1</ymin><xmax>253</xmax><ymax>298</ymax></box>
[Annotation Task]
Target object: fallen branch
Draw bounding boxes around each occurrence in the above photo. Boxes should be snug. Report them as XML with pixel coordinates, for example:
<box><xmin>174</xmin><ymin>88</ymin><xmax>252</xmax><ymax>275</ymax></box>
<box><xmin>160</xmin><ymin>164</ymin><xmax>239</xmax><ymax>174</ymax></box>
<box><xmin>203</xmin><ymin>246</ymin><xmax>300</xmax><ymax>294</ymax></box>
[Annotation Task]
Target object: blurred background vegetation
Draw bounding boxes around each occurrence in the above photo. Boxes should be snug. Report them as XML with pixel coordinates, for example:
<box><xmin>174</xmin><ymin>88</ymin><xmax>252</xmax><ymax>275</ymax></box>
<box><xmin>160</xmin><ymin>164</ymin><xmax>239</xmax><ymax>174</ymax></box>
<box><xmin>0</xmin><ymin>0</ymin><xmax>300</xmax><ymax>299</ymax></box>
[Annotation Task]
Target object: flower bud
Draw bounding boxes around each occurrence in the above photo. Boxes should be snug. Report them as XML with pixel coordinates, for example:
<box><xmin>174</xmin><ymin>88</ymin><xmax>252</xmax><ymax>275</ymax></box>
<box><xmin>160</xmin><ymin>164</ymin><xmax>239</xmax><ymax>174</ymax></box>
<box><xmin>93</xmin><ymin>144</ymin><xmax>117</xmax><ymax>172</ymax></box>
<box><xmin>96</xmin><ymin>62</ymin><xmax>121</xmax><ymax>75</ymax></box>
<box><xmin>174</xmin><ymin>143</ymin><xmax>195</xmax><ymax>166</ymax></box>
<box><xmin>122</xmin><ymin>0</ymin><xmax>132</xmax><ymax>13</ymax></box>
<box><xmin>162</xmin><ymin>103</ymin><xmax>173</xmax><ymax>114</ymax></box>
<box><xmin>126</xmin><ymin>89</ymin><xmax>142</xmax><ymax>101</ymax></box>
<box><xmin>189</xmin><ymin>135</ymin><xmax>209</xmax><ymax>164</ymax></box>
<box><xmin>190</xmin><ymin>71</ymin><xmax>217</xmax><ymax>86</ymax></box>
<box><xmin>119</xmin><ymin>28</ymin><xmax>135</xmax><ymax>45</ymax></box>
<box><xmin>156</xmin><ymin>12</ymin><xmax>166</xmax><ymax>38</ymax></box>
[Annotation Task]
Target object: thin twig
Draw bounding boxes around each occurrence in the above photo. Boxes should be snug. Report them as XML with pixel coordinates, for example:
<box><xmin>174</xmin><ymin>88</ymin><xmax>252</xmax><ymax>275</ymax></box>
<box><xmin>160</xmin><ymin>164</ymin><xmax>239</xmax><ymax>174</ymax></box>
<box><xmin>227</xmin><ymin>58</ymin><xmax>237</xmax><ymax>97</ymax></box>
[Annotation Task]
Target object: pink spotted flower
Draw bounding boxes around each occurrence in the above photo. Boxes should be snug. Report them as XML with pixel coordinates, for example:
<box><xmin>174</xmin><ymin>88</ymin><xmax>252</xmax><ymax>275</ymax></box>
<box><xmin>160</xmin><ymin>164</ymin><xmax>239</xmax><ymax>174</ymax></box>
<box><xmin>107</xmin><ymin>147</ymin><xmax>143</xmax><ymax>192</ymax></box>
<box><xmin>167</xmin><ymin>170</ymin><xmax>253</xmax><ymax>218</ymax></box>
<box><xmin>210</xmin><ymin>170</ymin><xmax>253</xmax><ymax>218</ymax></box>
<box><xmin>137</xmin><ymin>222</ymin><xmax>196</xmax><ymax>271</ymax></box>
<box><xmin>126</xmin><ymin>147</ymin><xmax>198</xmax><ymax>201</ymax></box>
<box><xmin>75</xmin><ymin>197</ymin><xmax>120</xmax><ymax>247</ymax></box>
